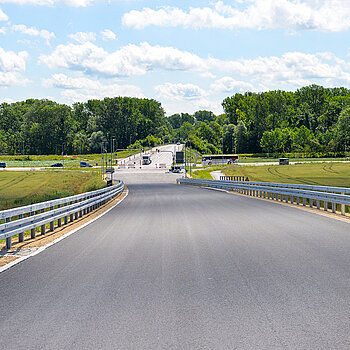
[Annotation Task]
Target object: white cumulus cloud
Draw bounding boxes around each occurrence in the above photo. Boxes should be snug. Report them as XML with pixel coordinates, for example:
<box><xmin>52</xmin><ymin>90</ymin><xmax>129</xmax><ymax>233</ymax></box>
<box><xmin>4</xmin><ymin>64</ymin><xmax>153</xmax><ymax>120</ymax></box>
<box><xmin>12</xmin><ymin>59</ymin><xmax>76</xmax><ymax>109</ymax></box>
<box><xmin>12</xmin><ymin>24</ymin><xmax>55</xmax><ymax>44</ymax></box>
<box><xmin>42</xmin><ymin>73</ymin><xmax>144</xmax><ymax>102</ymax></box>
<box><xmin>0</xmin><ymin>8</ymin><xmax>7</xmax><ymax>21</ymax></box>
<box><xmin>68</xmin><ymin>31</ymin><xmax>96</xmax><ymax>43</ymax></box>
<box><xmin>101</xmin><ymin>29</ymin><xmax>117</xmax><ymax>41</ymax></box>
<box><xmin>0</xmin><ymin>47</ymin><xmax>29</xmax><ymax>87</ymax></box>
<box><xmin>122</xmin><ymin>0</ymin><xmax>350</xmax><ymax>32</ymax></box>
<box><xmin>39</xmin><ymin>42</ymin><xmax>350</xmax><ymax>91</ymax></box>
<box><xmin>0</xmin><ymin>47</ymin><xmax>28</xmax><ymax>72</ymax></box>
<box><xmin>211</xmin><ymin>77</ymin><xmax>254</xmax><ymax>93</ymax></box>
<box><xmin>0</xmin><ymin>72</ymin><xmax>30</xmax><ymax>87</ymax></box>
<box><xmin>155</xmin><ymin>82</ymin><xmax>207</xmax><ymax>101</ymax></box>
<box><xmin>0</xmin><ymin>0</ymin><xmax>94</xmax><ymax>7</ymax></box>
<box><xmin>39</xmin><ymin>41</ymin><xmax>206</xmax><ymax>77</ymax></box>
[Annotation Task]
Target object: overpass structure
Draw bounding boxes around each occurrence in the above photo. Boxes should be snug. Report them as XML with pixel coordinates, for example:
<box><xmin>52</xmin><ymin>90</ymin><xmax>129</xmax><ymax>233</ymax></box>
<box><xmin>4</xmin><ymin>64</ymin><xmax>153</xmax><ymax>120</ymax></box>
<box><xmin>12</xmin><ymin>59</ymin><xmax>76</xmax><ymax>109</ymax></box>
<box><xmin>0</xmin><ymin>153</ymin><xmax>350</xmax><ymax>349</ymax></box>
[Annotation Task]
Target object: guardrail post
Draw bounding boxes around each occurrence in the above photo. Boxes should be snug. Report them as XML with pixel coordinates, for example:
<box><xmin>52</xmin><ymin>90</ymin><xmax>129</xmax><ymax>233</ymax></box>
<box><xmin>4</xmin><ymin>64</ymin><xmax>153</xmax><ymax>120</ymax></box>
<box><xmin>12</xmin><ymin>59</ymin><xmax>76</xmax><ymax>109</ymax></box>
<box><xmin>285</xmin><ymin>195</ymin><xmax>288</xmax><ymax>203</ymax></box>
<box><xmin>5</xmin><ymin>217</ymin><xmax>11</xmax><ymax>249</ymax></box>
<box><xmin>309</xmin><ymin>199</ymin><xmax>313</xmax><ymax>208</ymax></box>
<box><xmin>332</xmin><ymin>202</ymin><xmax>336</xmax><ymax>213</ymax></box>
<box><xmin>296</xmin><ymin>197</ymin><xmax>299</xmax><ymax>205</ymax></box>
<box><xmin>57</xmin><ymin>204</ymin><xmax>62</xmax><ymax>227</ymax></box>
<box><xmin>341</xmin><ymin>193</ymin><xmax>345</xmax><ymax>215</ymax></box>
<box><xmin>303</xmin><ymin>197</ymin><xmax>306</xmax><ymax>206</ymax></box>
<box><xmin>30</xmin><ymin>211</ymin><xmax>36</xmax><ymax>239</ymax></box>
<box><xmin>316</xmin><ymin>200</ymin><xmax>320</xmax><ymax>210</ymax></box>
<box><xmin>49</xmin><ymin>206</ymin><xmax>54</xmax><ymax>232</ymax></box>
<box><xmin>324</xmin><ymin>201</ymin><xmax>328</xmax><ymax>211</ymax></box>
<box><xmin>18</xmin><ymin>214</ymin><xmax>24</xmax><ymax>242</ymax></box>
<box><xmin>41</xmin><ymin>209</ymin><xmax>45</xmax><ymax>235</ymax></box>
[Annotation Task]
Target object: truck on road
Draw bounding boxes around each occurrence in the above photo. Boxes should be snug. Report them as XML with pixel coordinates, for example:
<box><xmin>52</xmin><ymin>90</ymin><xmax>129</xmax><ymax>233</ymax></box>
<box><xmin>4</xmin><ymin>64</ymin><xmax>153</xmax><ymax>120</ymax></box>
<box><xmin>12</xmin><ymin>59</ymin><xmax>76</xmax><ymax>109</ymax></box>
<box><xmin>142</xmin><ymin>154</ymin><xmax>152</xmax><ymax>165</ymax></box>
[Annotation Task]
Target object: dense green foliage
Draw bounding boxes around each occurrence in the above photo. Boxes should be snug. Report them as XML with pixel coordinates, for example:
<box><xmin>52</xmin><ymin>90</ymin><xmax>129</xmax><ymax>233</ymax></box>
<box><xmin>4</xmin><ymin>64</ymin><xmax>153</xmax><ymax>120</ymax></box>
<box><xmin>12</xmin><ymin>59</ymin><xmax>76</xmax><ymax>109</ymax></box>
<box><xmin>222</xmin><ymin>85</ymin><xmax>350</xmax><ymax>154</ymax></box>
<box><xmin>1</xmin><ymin>85</ymin><xmax>349</xmax><ymax>156</ymax></box>
<box><xmin>0</xmin><ymin>97</ymin><xmax>164</xmax><ymax>155</ymax></box>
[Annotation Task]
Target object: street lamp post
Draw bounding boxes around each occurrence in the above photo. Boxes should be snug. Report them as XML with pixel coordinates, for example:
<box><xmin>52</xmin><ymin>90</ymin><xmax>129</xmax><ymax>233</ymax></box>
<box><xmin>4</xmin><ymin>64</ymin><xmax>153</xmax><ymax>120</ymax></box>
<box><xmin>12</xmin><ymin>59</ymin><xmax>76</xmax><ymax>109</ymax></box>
<box><xmin>184</xmin><ymin>141</ymin><xmax>187</xmax><ymax>176</ymax></box>
<box><xmin>22</xmin><ymin>140</ymin><xmax>25</xmax><ymax>167</ymax></box>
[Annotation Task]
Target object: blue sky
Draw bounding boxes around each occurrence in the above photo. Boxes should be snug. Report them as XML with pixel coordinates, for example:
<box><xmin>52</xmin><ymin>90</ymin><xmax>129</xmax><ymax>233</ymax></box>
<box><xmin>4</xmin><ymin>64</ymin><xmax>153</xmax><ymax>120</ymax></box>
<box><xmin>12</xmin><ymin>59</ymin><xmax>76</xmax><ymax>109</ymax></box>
<box><xmin>1</xmin><ymin>0</ymin><xmax>350</xmax><ymax>115</ymax></box>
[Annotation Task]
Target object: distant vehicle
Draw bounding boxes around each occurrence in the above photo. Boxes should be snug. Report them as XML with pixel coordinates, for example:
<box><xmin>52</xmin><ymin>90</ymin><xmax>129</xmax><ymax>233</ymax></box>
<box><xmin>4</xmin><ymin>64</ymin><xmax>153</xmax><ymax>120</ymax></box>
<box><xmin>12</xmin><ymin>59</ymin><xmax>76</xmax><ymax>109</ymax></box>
<box><xmin>202</xmin><ymin>154</ymin><xmax>239</xmax><ymax>166</ymax></box>
<box><xmin>279</xmin><ymin>158</ymin><xmax>289</xmax><ymax>165</ymax></box>
<box><xmin>177</xmin><ymin>142</ymin><xmax>181</xmax><ymax>145</ymax></box>
<box><xmin>142</xmin><ymin>155</ymin><xmax>151</xmax><ymax>165</ymax></box>
<box><xmin>0</xmin><ymin>162</ymin><xmax>6</xmax><ymax>168</ymax></box>
<box><xmin>105</xmin><ymin>167</ymin><xmax>115</xmax><ymax>173</ymax></box>
<box><xmin>80</xmin><ymin>161</ymin><xmax>92</xmax><ymax>167</ymax></box>
<box><xmin>171</xmin><ymin>165</ymin><xmax>185</xmax><ymax>173</ymax></box>
<box><xmin>50</xmin><ymin>163</ymin><xmax>63</xmax><ymax>167</ymax></box>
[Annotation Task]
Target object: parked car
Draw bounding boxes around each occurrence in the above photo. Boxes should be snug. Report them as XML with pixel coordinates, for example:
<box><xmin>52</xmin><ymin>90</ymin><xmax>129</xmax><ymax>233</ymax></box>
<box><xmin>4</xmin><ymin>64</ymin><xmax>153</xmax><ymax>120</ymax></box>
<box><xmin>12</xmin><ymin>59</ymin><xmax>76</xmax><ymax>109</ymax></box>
<box><xmin>0</xmin><ymin>162</ymin><xmax>6</xmax><ymax>168</ymax></box>
<box><xmin>50</xmin><ymin>163</ymin><xmax>63</xmax><ymax>167</ymax></box>
<box><xmin>80</xmin><ymin>161</ymin><xmax>92</xmax><ymax>167</ymax></box>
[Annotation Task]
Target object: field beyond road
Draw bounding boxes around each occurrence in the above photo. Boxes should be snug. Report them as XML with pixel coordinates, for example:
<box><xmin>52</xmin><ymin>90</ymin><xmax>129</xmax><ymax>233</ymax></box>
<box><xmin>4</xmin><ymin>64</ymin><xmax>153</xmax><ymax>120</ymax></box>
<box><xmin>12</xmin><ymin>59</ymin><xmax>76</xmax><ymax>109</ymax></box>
<box><xmin>223</xmin><ymin>162</ymin><xmax>350</xmax><ymax>187</ymax></box>
<box><xmin>0</xmin><ymin>171</ymin><xmax>105</xmax><ymax>210</ymax></box>
<box><xmin>193</xmin><ymin>162</ymin><xmax>350</xmax><ymax>188</ymax></box>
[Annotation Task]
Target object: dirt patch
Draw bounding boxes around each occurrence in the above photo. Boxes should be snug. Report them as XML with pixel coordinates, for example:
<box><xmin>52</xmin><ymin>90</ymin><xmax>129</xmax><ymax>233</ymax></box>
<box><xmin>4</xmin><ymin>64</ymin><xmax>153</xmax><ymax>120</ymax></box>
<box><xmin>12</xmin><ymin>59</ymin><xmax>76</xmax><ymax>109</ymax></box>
<box><xmin>0</xmin><ymin>188</ymin><xmax>128</xmax><ymax>268</ymax></box>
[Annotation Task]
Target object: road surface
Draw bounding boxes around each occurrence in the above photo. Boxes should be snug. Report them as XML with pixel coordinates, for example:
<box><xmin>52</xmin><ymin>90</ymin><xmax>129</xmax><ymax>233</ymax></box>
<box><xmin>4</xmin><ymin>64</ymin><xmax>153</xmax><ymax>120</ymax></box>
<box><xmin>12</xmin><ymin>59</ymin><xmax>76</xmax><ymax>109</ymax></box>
<box><xmin>118</xmin><ymin>144</ymin><xmax>182</xmax><ymax>169</ymax></box>
<box><xmin>0</xmin><ymin>171</ymin><xmax>350</xmax><ymax>349</ymax></box>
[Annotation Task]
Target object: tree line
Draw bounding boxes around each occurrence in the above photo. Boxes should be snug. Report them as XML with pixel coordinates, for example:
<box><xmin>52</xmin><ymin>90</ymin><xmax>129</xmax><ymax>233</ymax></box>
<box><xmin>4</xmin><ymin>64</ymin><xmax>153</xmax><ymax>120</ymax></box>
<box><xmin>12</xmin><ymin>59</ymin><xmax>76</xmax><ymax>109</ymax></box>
<box><xmin>1</xmin><ymin>85</ymin><xmax>349</xmax><ymax>156</ymax></box>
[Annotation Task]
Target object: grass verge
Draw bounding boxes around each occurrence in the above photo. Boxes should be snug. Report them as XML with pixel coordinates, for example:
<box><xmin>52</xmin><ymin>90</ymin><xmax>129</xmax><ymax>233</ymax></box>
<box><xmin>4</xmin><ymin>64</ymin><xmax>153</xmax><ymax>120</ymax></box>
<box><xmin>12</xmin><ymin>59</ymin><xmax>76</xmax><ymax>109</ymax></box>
<box><xmin>222</xmin><ymin>162</ymin><xmax>350</xmax><ymax>187</ymax></box>
<box><xmin>0</xmin><ymin>171</ymin><xmax>105</xmax><ymax>210</ymax></box>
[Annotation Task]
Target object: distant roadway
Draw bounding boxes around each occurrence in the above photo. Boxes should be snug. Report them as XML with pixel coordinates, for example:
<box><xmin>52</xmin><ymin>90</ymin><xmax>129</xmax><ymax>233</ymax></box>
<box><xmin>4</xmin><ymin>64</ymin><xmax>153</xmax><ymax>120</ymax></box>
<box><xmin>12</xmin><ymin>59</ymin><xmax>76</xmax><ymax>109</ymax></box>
<box><xmin>0</xmin><ymin>148</ymin><xmax>350</xmax><ymax>349</ymax></box>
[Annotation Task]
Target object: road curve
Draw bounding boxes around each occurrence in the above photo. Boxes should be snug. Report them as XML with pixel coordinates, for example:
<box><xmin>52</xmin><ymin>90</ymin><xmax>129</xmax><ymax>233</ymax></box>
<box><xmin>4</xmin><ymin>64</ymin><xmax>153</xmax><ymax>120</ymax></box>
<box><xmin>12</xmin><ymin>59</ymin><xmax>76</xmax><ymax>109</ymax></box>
<box><xmin>0</xmin><ymin>179</ymin><xmax>350</xmax><ymax>349</ymax></box>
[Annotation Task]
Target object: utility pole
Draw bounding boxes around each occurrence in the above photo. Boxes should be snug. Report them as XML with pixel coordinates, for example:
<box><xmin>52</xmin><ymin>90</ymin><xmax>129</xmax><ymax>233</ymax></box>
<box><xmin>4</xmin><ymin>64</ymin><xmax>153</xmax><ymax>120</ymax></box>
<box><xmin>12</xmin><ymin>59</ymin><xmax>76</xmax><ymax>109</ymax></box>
<box><xmin>232</xmin><ymin>134</ymin><xmax>235</xmax><ymax>154</ymax></box>
<box><xmin>62</xmin><ymin>143</ymin><xmax>64</xmax><ymax>168</ymax></box>
<box><xmin>22</xmin><ymin>140</ymin><xmax>25</xmax><ymax>167</ymax></box>
<box><xmin>184</xmin><ymin>141</ymin><xmax>187</xmax><ymax>176</ymax></box>
<box><xmin>110</xmin><ymin>135</ymin><xmax>113</xmax><ymax>169</ymax></box>
<box><xmin>189</xmin><ymin>143</ymin><xmax>192</xmax><ymax>177</ymax></box>
<box><xmin>105</xmin><ymin>142</ymin><xmax>108</xmax><ymax>172</ymax></box>
<box><xmin>101</xmin><ymin>142</ymin><xmax>104</xmax><ymax>179</ymax></box>
<box><xmin>345</xmin><ymin>135</ymin><xmax>347</xmax><ymax>159</ymax></box>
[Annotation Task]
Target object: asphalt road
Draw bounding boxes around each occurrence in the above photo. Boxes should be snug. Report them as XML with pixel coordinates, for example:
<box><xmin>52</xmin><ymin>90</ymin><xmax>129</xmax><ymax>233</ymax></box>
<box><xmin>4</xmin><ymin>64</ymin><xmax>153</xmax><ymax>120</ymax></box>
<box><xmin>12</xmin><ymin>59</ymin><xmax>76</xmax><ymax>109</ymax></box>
<box><xmin>0</xmin><ymin>174</ymin><xmax>350</xmax><ymax>349</ymax></box>
<box><xmin>118</xmin><ymin>144</ymin><xmax>182</xmax><ymax>169</ymax></box>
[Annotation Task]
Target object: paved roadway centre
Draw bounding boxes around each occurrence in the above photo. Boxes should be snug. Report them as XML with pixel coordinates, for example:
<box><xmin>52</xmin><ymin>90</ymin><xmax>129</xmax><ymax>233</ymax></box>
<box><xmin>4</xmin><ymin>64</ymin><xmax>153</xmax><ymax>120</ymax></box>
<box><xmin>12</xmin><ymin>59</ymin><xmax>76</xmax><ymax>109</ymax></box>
<box><xmin>0</xmin><ymin>168</ymin><xmax>350</xmax><ymax>349</ymax></box>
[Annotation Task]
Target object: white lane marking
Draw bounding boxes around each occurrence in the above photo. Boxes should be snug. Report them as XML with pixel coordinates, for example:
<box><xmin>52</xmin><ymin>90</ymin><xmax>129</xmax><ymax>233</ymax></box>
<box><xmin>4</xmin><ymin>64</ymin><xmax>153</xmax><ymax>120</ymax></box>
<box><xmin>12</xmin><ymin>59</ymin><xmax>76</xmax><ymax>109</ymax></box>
<box><xmin>0</xmin><ymin>190</ymin><xmax>129</xmax><ymax>274</ymax></box>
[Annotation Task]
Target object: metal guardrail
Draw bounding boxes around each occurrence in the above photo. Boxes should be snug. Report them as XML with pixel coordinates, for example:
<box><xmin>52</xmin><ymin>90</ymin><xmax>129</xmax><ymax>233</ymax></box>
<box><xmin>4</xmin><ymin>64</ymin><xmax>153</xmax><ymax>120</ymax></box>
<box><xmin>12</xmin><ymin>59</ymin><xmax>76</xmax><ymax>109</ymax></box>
<box><xmin>0</xmin><ymin>181</ymin><xmax>125</xmax><ymax>249</ymax></box>
<box><xmin>218</xmin><ymin>177</ymin><xmax>350</xmax><ymax>195</ymax></box>
<box><xmin>177</xmin><ymin>178</ymin><xmax>350</xmax><ymax>216</ymax></box>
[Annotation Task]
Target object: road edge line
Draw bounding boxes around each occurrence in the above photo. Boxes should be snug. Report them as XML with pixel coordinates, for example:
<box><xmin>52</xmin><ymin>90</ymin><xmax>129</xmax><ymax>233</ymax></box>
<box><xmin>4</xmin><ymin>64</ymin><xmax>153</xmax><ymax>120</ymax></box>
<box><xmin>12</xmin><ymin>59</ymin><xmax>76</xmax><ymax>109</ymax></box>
<box><xmin>0</xmin><ymin>190</ymin><xmax>129</xmax><ymax>274</ymax></box>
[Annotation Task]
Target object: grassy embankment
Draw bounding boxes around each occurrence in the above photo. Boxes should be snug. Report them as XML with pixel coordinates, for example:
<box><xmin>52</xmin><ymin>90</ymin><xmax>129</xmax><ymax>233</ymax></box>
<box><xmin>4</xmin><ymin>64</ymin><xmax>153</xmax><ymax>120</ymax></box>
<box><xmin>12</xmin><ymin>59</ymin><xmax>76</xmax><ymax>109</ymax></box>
<box><xmin>0</xmin><ymin>171</ymin><xmax>105</xmax><ymax>211</ymax></box>
<box><xmin>192</xmin><ymin>162</ymin><xmax>350</xmax><ymax>188</ymax></box>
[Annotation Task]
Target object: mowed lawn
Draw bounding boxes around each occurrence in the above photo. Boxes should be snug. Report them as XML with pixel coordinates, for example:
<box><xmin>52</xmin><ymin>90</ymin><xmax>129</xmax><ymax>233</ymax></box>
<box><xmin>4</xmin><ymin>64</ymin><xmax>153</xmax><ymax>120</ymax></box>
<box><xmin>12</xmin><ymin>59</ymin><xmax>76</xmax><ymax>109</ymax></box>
<box><xmin>222</xmin><ymin>162</ymin><xmax>350</xmax><ymax>187</ymax></box>
<box><xmin>0</xmin><ymin>171</ymin><xmax>105</xmax><ymax>210</ymax></box>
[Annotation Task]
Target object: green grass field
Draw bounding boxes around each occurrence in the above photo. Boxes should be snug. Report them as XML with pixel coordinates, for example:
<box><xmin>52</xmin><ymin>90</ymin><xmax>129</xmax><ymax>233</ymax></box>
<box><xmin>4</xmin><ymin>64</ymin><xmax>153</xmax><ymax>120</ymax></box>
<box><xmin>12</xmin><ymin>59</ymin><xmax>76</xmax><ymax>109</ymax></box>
<box><xmin>0</xmin><ymin>171</ymin><xmax>106</xmax><ymax>210</ymax></box>
<box><xmin>0</xmin><ymin>149</ymin><xmax>143</xmax><ymax>168</ymax></box>
<box><xmin>192</xmin><ymin>162</ymin><xmax>350</xmax><ymax>188</ymax></box>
